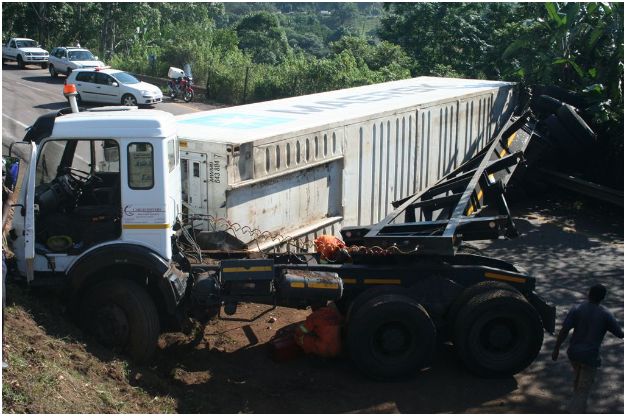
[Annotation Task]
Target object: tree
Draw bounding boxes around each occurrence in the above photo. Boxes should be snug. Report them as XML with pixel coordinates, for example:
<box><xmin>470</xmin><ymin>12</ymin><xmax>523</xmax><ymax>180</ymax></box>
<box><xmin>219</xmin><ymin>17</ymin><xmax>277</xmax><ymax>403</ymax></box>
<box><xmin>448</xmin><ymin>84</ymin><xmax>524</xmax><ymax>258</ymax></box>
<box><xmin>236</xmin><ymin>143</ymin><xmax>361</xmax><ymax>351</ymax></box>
<box><xmin>236</xmin><ymin>11</ymin><xmax>291</xmax><ymax>64</ymax></box>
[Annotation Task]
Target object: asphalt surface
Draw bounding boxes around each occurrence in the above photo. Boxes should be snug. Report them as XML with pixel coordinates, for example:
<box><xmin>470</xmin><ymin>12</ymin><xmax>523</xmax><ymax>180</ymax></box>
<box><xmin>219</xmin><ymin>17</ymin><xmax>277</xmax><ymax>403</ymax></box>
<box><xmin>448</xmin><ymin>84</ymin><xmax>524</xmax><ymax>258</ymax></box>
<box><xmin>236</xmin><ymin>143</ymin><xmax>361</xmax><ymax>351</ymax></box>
<box><xmin>1</xmin><ymin>62</ymin><xmax>218</xmax><ymax>156</ymax></box>
<box><xmin>1</xmin><ymin>63</ymin><xmax>624</xmax><ymax>413</ymax></box>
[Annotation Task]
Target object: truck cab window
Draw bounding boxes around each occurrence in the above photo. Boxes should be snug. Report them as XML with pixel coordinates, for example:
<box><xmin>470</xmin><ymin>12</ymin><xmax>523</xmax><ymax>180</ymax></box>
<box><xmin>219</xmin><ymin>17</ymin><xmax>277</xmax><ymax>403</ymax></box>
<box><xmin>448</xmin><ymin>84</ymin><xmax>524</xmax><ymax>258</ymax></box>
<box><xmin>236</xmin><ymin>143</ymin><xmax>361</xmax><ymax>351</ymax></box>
<box><xmin>128</xmin><ymin>143</ymin><xmax>154</xmax><ymax>189</ymax></box>
<box><xmin>168</xmin><ymin>139</ymin><xmax>176</xmax><ymax>172</ymax></box>
<box><xmin>33</xmin><ymin>139</ymin><xmax>122</xmax><ymax>252</ymax></box>
<box><xmin>36</xmin><ymin>140</ymin><xmax>67</xmax><ymax>185</ymax></box>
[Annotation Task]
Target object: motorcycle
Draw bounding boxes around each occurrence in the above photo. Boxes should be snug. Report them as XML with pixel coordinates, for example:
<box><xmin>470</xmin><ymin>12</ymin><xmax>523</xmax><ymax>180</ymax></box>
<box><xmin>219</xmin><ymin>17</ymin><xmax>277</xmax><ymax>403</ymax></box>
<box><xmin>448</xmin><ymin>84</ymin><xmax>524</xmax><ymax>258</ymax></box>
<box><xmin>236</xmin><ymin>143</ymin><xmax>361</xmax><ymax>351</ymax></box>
<box><xmin>167</xmin><ymin>66</ymin><xmax>194</xmax><ymax>102</ymax></box>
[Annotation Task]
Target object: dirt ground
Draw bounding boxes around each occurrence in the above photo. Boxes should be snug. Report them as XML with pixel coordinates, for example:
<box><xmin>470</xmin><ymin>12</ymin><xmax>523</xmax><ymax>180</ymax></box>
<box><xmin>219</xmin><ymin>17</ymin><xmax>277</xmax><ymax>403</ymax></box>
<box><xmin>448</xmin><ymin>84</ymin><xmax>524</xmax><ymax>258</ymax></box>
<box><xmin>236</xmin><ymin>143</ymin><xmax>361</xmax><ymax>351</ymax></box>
<box><xmin>2</xmin><ymin>190</ymin><xmax>624</xmax><ymax>413</ymax></box>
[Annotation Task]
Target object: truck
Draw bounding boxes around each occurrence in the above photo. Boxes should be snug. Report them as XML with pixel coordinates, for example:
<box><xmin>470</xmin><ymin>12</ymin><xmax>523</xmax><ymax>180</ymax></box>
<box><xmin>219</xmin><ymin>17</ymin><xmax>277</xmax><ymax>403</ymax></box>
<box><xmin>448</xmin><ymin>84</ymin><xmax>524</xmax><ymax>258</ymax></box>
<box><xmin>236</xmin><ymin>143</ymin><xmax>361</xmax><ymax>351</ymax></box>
<box><xmin>2</xmin><ymin>37</ymin><xmax>49</xmax><ymax>69</ymax></box>
<box><xmin>3</xmin><ymin>83</ymin><xmax>555</xmax><ymax>380</ymax></box>
<box><xmin>175</xmin><ymin>77</ymin><xmax>516</xmax><ymax>251</ymax></box>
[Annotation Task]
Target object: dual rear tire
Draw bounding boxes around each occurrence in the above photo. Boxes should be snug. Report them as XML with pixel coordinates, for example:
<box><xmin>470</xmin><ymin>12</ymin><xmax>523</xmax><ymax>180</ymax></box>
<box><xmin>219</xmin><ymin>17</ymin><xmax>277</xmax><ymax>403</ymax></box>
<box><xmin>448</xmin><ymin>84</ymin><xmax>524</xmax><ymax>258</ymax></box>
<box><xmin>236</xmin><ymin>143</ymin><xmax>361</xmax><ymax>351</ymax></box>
<box><xmin>345</xmin><ymin>282</ymin><xmax>544</xmax><ymax>380</ymax></box>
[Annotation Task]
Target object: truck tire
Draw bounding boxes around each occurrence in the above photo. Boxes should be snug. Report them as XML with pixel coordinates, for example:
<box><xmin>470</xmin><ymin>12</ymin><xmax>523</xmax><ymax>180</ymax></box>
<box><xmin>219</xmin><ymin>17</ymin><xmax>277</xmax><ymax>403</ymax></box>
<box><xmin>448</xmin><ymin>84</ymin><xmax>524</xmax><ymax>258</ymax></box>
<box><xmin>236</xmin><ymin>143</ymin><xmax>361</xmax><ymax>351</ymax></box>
<box><xmin>49</xmin><ymin>65</ymin><xmax>58</xmax><ymax>78</ymax></box>
<box><xmin>40</xmin><ymin>62</ymin><xmax>48</xmax><ymax>69</ymax></box>
<box><xmin>531</xmin><ymin>95</ymin><xmax>563</xmax><ymax>116</ymax></box>
<box><xmin>454</xmin><ymin>289</ymin><xmax>543</xmax><ymax>377</ymax></box>
<box><xmin>556</xmin><ymin>104</ymin><xmax>596</xmax><ymax>147</ymax></box>
<box><xmin>346</xmin><ymin>293</ymin><xmax>436</xmax><ymax>380</ymax></box>
<box><xmin>446</xmin><ymin>281</ymin><xmax>519</xmax><ymax>335</ymax></box>
<box><xmin>17</xmin><ymin>55</ymin><xmax>24</xmax><ymax>69</ymax></box>
<box><xmin>544</xmin><ymin>114</ymin><xmax>581</xmax><ymax>157</ymax></box>
<box><xmin>80</xmin><ymin>278</ymin><xmax>160</xmax><ymax>363</ymax></box>
<box><xmin>344</xmin><ymin>285</ymin><xmax>407</xmax><ymax>323</ymax></box>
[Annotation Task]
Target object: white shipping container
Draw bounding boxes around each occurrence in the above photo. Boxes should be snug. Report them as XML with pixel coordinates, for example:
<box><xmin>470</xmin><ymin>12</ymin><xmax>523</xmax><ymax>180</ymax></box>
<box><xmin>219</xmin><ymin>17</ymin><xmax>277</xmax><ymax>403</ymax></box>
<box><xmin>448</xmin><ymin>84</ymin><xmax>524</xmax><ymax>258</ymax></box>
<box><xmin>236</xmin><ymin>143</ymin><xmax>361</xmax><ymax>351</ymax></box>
<box><xmin>175</xmin><ymin>76</ymin><xmax>516</xmax><ymax>249</ymax></box>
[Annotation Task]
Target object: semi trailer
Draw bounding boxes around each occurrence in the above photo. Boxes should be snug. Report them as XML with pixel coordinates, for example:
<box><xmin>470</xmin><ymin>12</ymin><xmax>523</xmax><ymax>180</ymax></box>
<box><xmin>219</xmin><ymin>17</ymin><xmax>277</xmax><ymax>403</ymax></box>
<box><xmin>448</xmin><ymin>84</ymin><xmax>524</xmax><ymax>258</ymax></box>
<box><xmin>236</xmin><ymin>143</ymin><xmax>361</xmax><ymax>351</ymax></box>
<box><xmin>174</xmin><ymin>76</ymin><xmax>516</xmax><ymax>250</ymax></box>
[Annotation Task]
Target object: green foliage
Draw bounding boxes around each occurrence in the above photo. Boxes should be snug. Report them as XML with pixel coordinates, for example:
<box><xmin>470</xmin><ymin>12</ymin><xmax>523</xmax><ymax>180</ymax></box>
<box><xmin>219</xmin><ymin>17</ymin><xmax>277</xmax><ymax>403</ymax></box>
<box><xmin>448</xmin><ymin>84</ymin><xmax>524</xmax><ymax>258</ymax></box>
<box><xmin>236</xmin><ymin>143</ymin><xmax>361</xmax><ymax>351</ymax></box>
<box><xmin>235</xmin><ymin>11</ymin><xmax>291</xmax><ymax>64</ymax></box>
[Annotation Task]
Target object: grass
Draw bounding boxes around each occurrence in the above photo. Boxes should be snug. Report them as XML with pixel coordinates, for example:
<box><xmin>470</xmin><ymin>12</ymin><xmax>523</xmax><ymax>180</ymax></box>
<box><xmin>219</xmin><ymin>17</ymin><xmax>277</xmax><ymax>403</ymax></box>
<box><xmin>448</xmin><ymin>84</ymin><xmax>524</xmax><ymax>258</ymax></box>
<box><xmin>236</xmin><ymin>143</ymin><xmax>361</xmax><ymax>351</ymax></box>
<box><xmin>1</xmin><ymin>281</ymin><xmax>177</xmax><ymax>414</ymax></box>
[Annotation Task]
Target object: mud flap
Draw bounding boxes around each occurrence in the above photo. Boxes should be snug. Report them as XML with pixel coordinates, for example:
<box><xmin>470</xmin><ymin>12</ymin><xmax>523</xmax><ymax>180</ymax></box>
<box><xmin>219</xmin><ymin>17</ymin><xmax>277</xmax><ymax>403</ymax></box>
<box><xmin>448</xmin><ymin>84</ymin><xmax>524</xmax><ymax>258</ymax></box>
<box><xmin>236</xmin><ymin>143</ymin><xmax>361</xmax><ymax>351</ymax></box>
<box><xmin>527</xmin><ymin>292</ymin><xmax>556</xmax><ymax>334</ymax></box>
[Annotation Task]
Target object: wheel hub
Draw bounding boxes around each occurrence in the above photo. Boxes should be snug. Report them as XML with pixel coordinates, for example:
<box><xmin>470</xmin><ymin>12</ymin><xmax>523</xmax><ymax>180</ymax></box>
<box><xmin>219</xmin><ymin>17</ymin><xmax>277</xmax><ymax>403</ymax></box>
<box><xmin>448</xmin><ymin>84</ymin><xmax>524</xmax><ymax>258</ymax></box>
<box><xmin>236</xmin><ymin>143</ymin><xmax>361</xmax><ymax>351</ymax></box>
<box><xmin>374</xmin><ymin>322</ymin><xmax>412</xmax><ymax>357</ymax></box>
<box><xmin>485</xmin><ymin>322</ymin><xmax>514</xmax><ymax>350</ymax></box>
<box><xmin>94</xmin><ymin>304</ymin><xmax>129</xmax><ymax>348</ymax></box>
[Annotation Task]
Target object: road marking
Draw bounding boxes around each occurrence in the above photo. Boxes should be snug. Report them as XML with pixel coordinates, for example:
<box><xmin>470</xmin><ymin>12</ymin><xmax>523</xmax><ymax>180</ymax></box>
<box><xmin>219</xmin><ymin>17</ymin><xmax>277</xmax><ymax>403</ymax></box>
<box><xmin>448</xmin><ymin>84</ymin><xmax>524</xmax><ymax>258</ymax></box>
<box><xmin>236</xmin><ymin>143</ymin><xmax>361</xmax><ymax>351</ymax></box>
<box><xmin>16</xmin><ymin>82</ymin><xmax>45</xmax><ymax>92</ymax></box>
<box><xmin>2</xmin><ymin>113</ymin><xmax>29</xmax><ymax>128</ymax></box>
<box><xmin>172</xmin><ymin>102</ymin><xmax>201</xmax><ymax>112</ymax></box>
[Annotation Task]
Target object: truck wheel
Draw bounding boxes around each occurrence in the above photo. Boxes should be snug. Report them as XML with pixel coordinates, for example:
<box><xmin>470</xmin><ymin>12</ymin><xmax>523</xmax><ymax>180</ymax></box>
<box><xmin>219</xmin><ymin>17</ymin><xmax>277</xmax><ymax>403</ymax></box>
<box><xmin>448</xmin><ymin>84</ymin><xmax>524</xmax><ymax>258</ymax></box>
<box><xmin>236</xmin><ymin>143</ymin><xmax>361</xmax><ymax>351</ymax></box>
<box><xmin>122</xmin><ymin>94</ymin><xmax>138</xmax><ymax>106</ymax></box>
<box><xmin>346</xmin><ymin>294</ymin><xmax>436</xmax><ymax>380</ymax></box>
<box><xmin>544</xmin><ymin>114</ymin><xmax>580</xmax><ymax>157</ymax></box>
<box><xmin>40</xmin><ymin>62</ymin><xmax>48</xmax><ymax>69</ymax></box>
<box><xmin>80</xmin><ymin>278</ymin><xmax>160</xmax><ymax>363</ymax></box>
<box><xmin>17</xmin><ymin>55</ymin><xmax>24</xmax><ymax>69</ymax></box>
<box><xmin>556</xmin><ymin>104</ymin><xmax>596</xmax><ymax>147</ymax></box>
<box><xmin>66</xmin><ymin>68</ymin><xmax>72</xmax><ymax>77</ymax></box>
<box><xmin>454</xmin><ymin>289</ymin><xmax>543</xmax><ymax>377</ymax></box>
<box><xmin>446</xmin><ymin>281</ymin><xmax>519</xmax><ymax>336</ymax></box>
<box><xmin>49</xmin><ymin>65</ymin><xmax>58</xmax><ymax>78</ymax></box>
<box><xmin>344</xmin><ymin>285</ymin><xmax>407</xmax><ymax>323</ymax></box>
<box><xmin>531</xmin><ymin>95</ymin><xmax>563</xmax><ymax>117</ymax></box>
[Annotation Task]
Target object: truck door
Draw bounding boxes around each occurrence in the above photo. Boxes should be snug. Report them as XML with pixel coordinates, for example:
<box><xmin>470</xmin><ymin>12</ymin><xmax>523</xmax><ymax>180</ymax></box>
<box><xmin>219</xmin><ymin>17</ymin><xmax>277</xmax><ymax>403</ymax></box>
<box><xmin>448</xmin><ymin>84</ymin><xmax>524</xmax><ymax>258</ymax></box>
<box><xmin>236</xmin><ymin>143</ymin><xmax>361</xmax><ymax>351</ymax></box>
<box><xmin>180</xmin><ymin>152</ymin><xmax>207</xmax><ymax>215</ymax></box>
<box><xmin>24</xmin><ymin>142</ymin><xmax>38</xmax><ymax>282</ymax></box>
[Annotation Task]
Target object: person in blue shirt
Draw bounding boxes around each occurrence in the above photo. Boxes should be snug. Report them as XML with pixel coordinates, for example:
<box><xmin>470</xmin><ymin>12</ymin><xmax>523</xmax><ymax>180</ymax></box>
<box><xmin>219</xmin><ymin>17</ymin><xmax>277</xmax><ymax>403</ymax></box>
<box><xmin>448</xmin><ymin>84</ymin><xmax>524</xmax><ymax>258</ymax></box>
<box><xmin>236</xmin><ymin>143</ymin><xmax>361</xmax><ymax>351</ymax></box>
<box><xmin>552</xmin><ymin>284</ymin><xmax>624</xmax><ymax>413</ymax></box>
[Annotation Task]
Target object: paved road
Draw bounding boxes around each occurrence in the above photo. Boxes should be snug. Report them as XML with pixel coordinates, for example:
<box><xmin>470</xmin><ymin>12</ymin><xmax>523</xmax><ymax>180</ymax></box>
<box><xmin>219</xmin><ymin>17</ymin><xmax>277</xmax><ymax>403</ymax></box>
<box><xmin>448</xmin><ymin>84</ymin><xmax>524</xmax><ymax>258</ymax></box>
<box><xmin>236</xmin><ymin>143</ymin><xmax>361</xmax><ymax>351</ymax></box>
<box><xmin>2</xmin><ymin>62</ymin><xmax>218</xmax><ymax>155</ymax></box>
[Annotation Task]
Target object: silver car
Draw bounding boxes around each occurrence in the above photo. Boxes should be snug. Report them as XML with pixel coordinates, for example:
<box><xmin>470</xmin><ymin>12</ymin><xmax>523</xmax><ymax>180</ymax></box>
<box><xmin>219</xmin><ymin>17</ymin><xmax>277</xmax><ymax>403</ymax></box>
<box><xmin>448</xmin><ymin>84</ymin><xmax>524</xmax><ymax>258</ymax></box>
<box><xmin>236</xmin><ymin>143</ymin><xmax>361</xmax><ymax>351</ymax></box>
<box><xmin>48</xmin><ymin>47</ymin><xmax>105</xmax><ymax>77</ymax></box>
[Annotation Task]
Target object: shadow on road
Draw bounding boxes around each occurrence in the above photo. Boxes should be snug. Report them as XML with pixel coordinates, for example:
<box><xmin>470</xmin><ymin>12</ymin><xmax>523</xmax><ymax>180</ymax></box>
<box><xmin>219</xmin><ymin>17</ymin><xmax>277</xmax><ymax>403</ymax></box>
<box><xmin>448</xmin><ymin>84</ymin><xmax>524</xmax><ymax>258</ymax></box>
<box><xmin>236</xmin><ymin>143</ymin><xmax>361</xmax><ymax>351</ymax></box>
<box><xmin>22</xmin><ymin>75</ymin><xmax>66</xmax><ymax>85</ymax></box>
<box><xmin>33</xmin><ymin>102</ymin><xmax>71</xmax><ymax>110</ymax></box>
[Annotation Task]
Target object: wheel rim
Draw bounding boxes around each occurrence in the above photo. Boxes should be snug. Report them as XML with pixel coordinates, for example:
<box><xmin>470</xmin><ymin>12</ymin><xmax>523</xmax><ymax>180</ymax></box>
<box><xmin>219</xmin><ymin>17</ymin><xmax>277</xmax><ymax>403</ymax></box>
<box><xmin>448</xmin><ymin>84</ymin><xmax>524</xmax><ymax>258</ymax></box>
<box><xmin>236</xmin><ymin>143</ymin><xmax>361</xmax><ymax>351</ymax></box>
<box><xmin>123</xmin><ymin>95</ymin><xmax>137</xmax><ymax>106</ymax></box>
<box><xmin>93</xmin><ymin>304</ymin><xmax>129</xmax><ymax>349</ymax></box>
<box><xmin>370</xmin><ymin>320</ymin><xmax>416</xmax><ymax>363</ymax></box>
<box><xmin>184</xmin><ymin>91</ymin><xmax>193</xmax><ymax>102</ymax></box>
<box><xmin>468</xmin><ymin>313</ymin><xmax>528</xmax><ymax>366</ymax></box>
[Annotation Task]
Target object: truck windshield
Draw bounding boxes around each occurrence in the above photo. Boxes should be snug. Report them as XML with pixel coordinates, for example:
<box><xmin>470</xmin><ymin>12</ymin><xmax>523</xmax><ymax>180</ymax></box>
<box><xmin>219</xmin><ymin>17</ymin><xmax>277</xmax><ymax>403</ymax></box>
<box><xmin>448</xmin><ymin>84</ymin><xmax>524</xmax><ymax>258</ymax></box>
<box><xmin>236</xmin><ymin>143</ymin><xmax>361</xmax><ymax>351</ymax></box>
<box><xmin>68</xmin><ymin>50</ymin><xmax>95</xmax><ymax>61</ymax></box>
<box><xmin>16</xmin><ymin>40</ymin><xmax>38</xmax><ymax>48</ymax></box>
<box><xmin>113</xmin><ymin>72</ymin><xmax>140</xmax><ymax>85</ymax></box>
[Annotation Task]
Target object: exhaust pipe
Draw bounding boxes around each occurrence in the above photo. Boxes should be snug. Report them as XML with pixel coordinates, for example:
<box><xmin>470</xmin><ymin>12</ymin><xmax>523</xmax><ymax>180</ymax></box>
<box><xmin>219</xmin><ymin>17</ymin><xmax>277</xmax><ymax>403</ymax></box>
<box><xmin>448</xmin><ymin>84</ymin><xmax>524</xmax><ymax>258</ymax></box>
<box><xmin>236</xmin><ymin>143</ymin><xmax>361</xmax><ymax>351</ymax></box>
<box><xmin>63</xmin><ymin>84</ymin><xmax>80</xmax><ymax>113</ymax></box>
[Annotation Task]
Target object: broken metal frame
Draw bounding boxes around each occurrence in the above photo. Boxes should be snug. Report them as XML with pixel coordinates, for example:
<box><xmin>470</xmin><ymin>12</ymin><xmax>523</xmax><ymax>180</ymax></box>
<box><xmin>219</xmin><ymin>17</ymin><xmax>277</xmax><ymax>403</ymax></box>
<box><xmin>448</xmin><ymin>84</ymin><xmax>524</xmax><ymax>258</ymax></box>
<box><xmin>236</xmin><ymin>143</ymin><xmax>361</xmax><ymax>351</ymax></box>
<box><xmin>342</xmin><ymin>112</ymin><xmax>535</xmax><ymax>256</ymax></box>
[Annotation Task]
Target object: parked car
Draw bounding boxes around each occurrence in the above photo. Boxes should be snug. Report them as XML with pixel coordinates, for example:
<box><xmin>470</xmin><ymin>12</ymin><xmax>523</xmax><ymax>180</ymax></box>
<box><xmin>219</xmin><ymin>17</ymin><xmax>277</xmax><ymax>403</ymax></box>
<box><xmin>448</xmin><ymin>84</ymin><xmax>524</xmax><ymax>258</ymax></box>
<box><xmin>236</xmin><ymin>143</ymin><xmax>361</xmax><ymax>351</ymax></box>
<box><xmin>2</xmin><ymin>37</ymin><xmax>49</xmax><ymax>68</ymax></box>
<box><xmin>66</xmin><ymin>68</ymin><xmax>163</xmax><ymax>106</ymax></box>
<box><xmin>48</xmin><ymin>46</ymin><xmax>105</xmax><ymax>77</ymax></box>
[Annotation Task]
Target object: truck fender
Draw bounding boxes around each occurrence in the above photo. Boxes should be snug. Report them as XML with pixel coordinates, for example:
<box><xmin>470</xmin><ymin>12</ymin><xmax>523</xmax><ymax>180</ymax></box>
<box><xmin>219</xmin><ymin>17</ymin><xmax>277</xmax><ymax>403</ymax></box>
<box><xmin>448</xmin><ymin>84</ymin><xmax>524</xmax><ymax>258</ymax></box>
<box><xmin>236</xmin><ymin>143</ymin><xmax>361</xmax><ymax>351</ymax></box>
<box><xmin>66</xmin><ymin>243</ymin><xmax>181</xmax><ymax>315</ymax></box>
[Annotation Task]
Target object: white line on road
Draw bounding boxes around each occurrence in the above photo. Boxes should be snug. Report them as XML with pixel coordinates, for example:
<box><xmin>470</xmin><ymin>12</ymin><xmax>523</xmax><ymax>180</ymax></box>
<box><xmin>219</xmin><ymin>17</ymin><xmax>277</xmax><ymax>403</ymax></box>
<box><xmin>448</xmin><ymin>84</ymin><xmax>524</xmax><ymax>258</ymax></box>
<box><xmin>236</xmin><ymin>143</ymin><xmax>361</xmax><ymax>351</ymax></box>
<box><xmin>2</xmin><ymin>113</ymin><xmax>29</xmax><ymax>128</ymax></box>
<box><xmin>16</xmin><ymin>81</ymin><xmax>45</xmax><ymax>92</ymax></box>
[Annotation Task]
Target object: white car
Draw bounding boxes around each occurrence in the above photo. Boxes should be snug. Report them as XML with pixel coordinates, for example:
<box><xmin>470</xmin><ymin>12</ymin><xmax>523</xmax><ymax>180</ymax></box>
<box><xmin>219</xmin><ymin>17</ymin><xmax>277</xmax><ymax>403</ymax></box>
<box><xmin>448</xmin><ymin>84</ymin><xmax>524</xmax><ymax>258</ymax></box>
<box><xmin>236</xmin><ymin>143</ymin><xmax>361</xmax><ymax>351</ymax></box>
<box><xmin>48</xmin><ymin>47</ymin><xmax>105</xmax><ymax>77</ymax></box>
<box><xmin>67</xmin><ymin>68</ymin><xmax>163</xmax><ymax>106</ymax></box>
<box><xmin>2</xmin><ymin>37</ymin><xmax>49</xmax><ymax>68</ymax></box>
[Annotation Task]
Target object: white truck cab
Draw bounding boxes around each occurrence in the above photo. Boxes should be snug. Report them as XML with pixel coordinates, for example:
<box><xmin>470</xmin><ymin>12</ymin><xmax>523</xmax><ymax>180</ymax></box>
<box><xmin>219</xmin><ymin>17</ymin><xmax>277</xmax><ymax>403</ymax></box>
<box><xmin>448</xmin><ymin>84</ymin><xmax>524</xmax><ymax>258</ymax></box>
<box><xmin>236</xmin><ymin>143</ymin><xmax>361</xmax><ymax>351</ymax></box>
<box><xmin>8</xmin><ymin>107</ymin><xmax>186</xmax><ymax>361</ymax></box>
